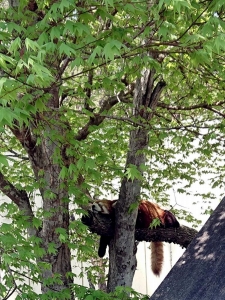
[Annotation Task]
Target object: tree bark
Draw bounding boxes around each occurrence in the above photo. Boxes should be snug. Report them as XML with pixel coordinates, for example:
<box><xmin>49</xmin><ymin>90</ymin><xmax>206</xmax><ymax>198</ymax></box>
<box><xmin>8</xmin><ymin>108</ymin><xmax>74</xmax><ymax>296</ymax></box>
<box><xmin>107</xmin><ymin>70</ymin><xmax>166</xmax><ymax>292</ymax></box>
<box><xmin>37</xmin><ymin>111</ymin><xmax>73</xmax><ymax>295</ymax></box>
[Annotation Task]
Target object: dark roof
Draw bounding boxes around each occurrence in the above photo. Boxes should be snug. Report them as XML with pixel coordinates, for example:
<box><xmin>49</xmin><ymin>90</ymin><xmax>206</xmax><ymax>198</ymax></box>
<box><xmin>150</xmin><ymin>196</ymin><xmax>225</xmax><ymax>300</ymax></box>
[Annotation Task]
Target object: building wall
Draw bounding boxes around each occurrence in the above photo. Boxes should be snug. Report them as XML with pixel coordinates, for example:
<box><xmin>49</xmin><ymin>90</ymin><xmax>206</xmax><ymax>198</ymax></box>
<box><xmin>133</xmin><ymin>242</ymin><xmax>185</xmax><ymax>295</ymax></box>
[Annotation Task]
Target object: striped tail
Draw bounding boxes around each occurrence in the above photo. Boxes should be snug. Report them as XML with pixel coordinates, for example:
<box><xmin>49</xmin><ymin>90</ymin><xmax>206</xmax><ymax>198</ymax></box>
<box><xmin>150</xmin><ymin>241</ymin><xmax>164</xmax><ymax>276</ymax></box>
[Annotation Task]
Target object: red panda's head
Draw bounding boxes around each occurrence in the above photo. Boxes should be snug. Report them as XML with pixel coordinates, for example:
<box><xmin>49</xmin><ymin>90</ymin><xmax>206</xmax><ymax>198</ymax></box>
<box><xmin>91</xmin><ymin>199</ymin><xmax>117</xmax><ymax>215</ymax></box>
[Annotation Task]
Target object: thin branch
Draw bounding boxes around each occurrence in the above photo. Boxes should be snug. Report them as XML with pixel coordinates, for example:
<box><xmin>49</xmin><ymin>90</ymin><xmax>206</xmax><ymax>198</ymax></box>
<box><xmin>5</xmin><ymin>149</ymin><xmax>29</xmax><ymax>160</ymax></box>
<box><xmin>75</xmin><ymin>92</ymin><xmax>130</xmax><ymax>141</ymax></box>
<box><xmin>0</xmin><ymin>172</ymin><xmax>31</xmax><ymax>212</ymax></box>
<box><xmin>105</xmin><ymin>115</ymin><xmax>144</xmax><ymax>126</ymax></box>
<box><xmin>158</xmin><ymin>101</ymin><xmax>225</xmax><ymax>112</ymax></box>
<box><xmin>204</xmin><ymin>106</ymin><xmax>225</xmax><ymax>118</ymax></box>
<box><xmin>0</xmin><ymin>172</ymin><xmax>36</xmax><ymax>236</ymax></box>
<box><xmin>176</xmin><ymin>3</ymin><xmax>211</xmax><ymax>42</ymax></box>
<box><xmin>62</xmin><ymin>41</ymin><xmax>200</xmax><ymax>82</ymax></box>
<box><xmin>84</xmin><ymin>69</ymin><xmax>94</xmax><ymax>111</ymax></box>
<box><xmin>2</xmin><ymin>285</ymin><xmax>17</xmax><ymax>300</ymax></box>
<box><xmin>3</xmin><ymin>267</ymin><xmax>18</xmax><ymax>300</ymax></box>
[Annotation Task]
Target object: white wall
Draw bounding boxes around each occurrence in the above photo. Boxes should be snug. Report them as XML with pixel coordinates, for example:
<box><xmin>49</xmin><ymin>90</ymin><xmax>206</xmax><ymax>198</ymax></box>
<box><xmin>133</xmin><ymin>242</ymin><xmax>185</xmax><ymax>295</ymax></box>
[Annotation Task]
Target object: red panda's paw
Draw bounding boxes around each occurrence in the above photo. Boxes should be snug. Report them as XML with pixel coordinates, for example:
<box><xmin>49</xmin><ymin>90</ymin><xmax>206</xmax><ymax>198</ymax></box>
<box><xmin>98</xmin><ymin>236</ymin><xmax>111</xmax><ymax>257</ymax></box>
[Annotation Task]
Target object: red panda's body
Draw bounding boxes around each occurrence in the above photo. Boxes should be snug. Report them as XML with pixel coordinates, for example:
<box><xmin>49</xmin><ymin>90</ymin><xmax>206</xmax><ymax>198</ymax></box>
<box><xmin>91</xmin><ymin>199</ymin><xmax>179</xmax><ymax>276</ymax></box>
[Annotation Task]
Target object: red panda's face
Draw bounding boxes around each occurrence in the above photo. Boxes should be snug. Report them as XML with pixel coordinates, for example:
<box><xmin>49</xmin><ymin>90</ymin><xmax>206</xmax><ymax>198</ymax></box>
<box><xmin>91</xmin><ymin>200</ymin><xmax>117</xmax><ymax>215</ymax></box>
<box><xmin>92</xmin><ymin>202</ymin><xmax>110</xmax><ymax>214</ymax></box>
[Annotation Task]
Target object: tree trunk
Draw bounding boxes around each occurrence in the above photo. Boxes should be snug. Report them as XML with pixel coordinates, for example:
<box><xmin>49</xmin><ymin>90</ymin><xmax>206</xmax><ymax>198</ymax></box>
<box><xmin>107</xmin><ymin>70</ymin><xmax>166</xmax><ymax>292</ymax></box>
<box><xmin>107</xmin><ymin>129</ymin><xmax>147</xmax><ymax>291</ymax></box>
<box><xmin>8</xmin><ymin>92</ymin><xmax>74</xmax><ymax>295</ymax></box>
<box><xmin>3</xmin><ymin>1</ymin><xmax>74</xmax><ymax>296</ymax></box>
<box><xmin>38</xmin><ymin>112</ymin><xmax>73</xmax><ymax>295</ymax></box>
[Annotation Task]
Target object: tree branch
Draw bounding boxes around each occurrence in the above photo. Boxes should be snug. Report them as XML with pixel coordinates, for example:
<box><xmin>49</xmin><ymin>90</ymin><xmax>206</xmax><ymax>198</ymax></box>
<box><xmin>5</xmin><ymin>149</ymin><xmax>29</xmax><ymax>160</ymax></box>
<box><xmin>0</xmin><ymin>172</ymin><xmax>32</xmax><ymax>213</ymax></box>
<box><xmin>82</xmin><ymin>211</ymin><xmax>197</xmax><ymax>249</ymax></box>
<box><xmin>9</xmin><ymin>122</ymin><xmax>37</xmax><ymax>157</ymax></box>
<box><xmin>0</xmin><ymin>171</ymin><xmax>37</xmax><ymax>236</ymax></box>
<box><xmin>9</xmin><ymin>123</ymin><xmax>43</xmax><ymax>179</ymax></box>
<box><xmin>75</xmin><ymin>92</ymin><xmax>130</xmax><ymax>141</ymax></box>
<box><xmin>158</xmin><ymin>101</ymin><xmax>225</xmax><ymax>113</ymax></box>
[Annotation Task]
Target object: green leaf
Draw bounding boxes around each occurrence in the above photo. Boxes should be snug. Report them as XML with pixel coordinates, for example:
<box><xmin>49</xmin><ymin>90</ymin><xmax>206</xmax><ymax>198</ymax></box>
<box><xmin>48</xmin><ymin>242</ymin><xmax>57</xmax><ymax>254</ymax></box>
<box><xmin>84</xmin><ymin>295</ymin><xmax>94</xmax><ymax>300</ymax></box>
<box><xmin>0</xmin><ymin>223</ymin><xmax>12</xmax><ymax>232</ymax></box>
<box><xmin>103</xmin><ymin>0</ymin><xmax>114</xmax><ymax>10</ymax></box>
<box><xmin>77</xmin><ymin>157</ymin><xmax>85</xmax><ymax>170</ymax></box>
<box><xmin>8</xmin><ymin>37</ymin><xmax>22</xmax><ymax>54</ymax></box>
<box><xmin>103</xmin><ymin>40</ymin><xmax>122</xmax><ymax>61</ymax></box>
<box><xmin>32</xmin><ymin>62</ymin><xmax>53</xmax><ymax>79</ymax></box>
<box><xmin>56</xmin><ymin>228</ymin><xmax>68</xmax><ymax>243</ymax></box>
<box><xmin>25</xmin><ymin>38</ymin><xmax>40</xmax><ymax>51</ymax></box>
<box><xmin>88</xmin><ymin>46</ymin><xmax>103</xmax><ymax>64</ymax></box>
<box><xmin>0</xmin><ymin>77</ymin><xmax>7</xmax><ymax>93</ymax></box>
<box><xmin>59</xmin><ymin>43</ymin><xmax>76</xmax><ymax>56</ymax></box>
<box><xmin>125</xmin><ymin>165</ymin><xmax>143</xmax><ymax>181</ymax></box>
<box><xmin>149</xmin><ymin>218</ymin><xmax>161</xmax><ymax>229</ymax></box>
<box><xmin>0</xmin><ymin>54</ymin><xmax>15</xmax><ymax>70</ymax></box>
<box><xmin>74</xmin><ymin>22</ymin><xmax>90</xmax><ymax>36</ymax></box>
<box><xmin>85</xmin><ymin>158</ymin><xmax>96</xmax><ymax>171</ymax></box>
<box><xmin>59</xmin><ymin>166</ymin><xmax>68</xmax><ymax>180</ymax></box>
<box><xmin>50</xmin><ymin>26</ymin><xmax>61</xmax><ymax>42</ymax></box>
<box><xmin>32</xmin><ymin>217</ymin><xmax>42</xmax><ymax>229</ymax></box>
<box><xmin>2</xmin><ymin>253</ymin><xmax>12</xmax><ymax>265</ymax></box>
<box><xmin>35</xmin><ymin>98</ymin><xmax>46</xmax><ymax>111</ymax></box>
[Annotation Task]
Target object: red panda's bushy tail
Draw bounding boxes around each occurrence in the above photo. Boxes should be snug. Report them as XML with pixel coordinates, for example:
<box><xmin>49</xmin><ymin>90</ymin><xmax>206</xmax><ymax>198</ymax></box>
<box><xmin>150</xmin><ymin>241</ymin><xmax>164</xmax><ymax>276</ymax></box>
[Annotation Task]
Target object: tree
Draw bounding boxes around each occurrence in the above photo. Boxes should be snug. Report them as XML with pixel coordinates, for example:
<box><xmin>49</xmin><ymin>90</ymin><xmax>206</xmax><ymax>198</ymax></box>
<box><xmin>0</xmin><ymin>0</ymin><xmax>224</xmax><ymax>299</ymax></box>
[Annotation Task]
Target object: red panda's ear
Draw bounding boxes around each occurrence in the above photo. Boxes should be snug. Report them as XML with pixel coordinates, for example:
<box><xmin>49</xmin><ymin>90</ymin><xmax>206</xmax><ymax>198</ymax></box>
<box><xmin>164</xmin><ymin>210</ymin><xmax>180</xmax><ymax>228</ymax></box>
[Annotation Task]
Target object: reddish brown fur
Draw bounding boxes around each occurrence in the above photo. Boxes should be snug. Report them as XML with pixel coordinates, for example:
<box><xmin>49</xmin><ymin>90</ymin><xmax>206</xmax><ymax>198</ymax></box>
<box><xmin>136</xmin><ymin>200</ymin><xmax>166</xmax><ymax>228</ymax></box>
<box><xmin>92</xmin><ymin>199</ymin><xmax>179</xmax><ymax>276</ymax></box>
<box><xmin>151</xmin><ymin>242</ymin><xmax>164</xmax><ymax>276</ymax></box>
<box><xmin>135</xmin><ymin>200</ymin><xmax>168</xmax><ymax>276</ymax></box>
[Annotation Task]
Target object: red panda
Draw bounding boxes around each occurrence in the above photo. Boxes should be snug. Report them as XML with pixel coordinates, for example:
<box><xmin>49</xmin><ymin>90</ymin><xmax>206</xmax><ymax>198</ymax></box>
<box><xmin>91</xmin><ymin>199</ymin><xmax>179</xmax><ymax>276</ymax></box>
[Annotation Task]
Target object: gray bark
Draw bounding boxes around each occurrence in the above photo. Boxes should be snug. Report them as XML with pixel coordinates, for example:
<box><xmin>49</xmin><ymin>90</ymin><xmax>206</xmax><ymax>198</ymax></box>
<box><xmin>8</xmin><ymin>0</ymin><xmax>18</xmax><ymax>6</ymax></box>
<box><xmin>107</xmin><ymin>70</ymin><xmax>166</xmax><ymax>292</ymax></box>
<box><xmin>38</xmin><ymin>112</ymin><xmax>73</xmax><ymax>295</ymax></box>
<box><xmin>8</xmin><ymin>107</ymin><xmax>74</xmax><ymax>296</ymax></box>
